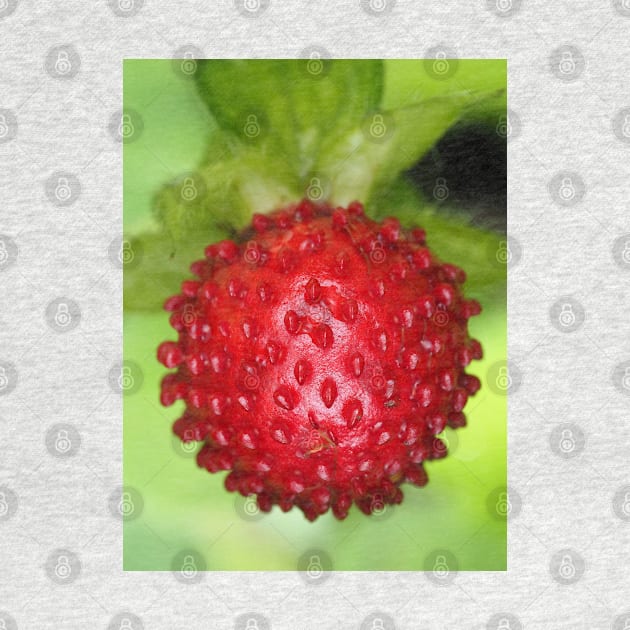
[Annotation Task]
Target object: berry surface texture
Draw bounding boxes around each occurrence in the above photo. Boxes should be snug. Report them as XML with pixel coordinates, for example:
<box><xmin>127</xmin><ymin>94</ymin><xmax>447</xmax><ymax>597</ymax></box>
<box><xmin>158</xmin><ymin>199</ymin><xmax>482</xmax><ymax>522</ymax></box>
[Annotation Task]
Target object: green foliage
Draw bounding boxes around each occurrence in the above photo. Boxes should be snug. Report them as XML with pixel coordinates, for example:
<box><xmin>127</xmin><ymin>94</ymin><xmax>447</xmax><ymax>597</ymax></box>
<box><xmin>124</xmin><ymin>59</ymin><xmax>506</xmax><ymax>312</ymax></box>
<box><xmin>195</xmin><ymin>59</ymin><xmax>383</xmax><ymax>180</ymax></box>
<box><xmin>123</xmin><ymin>229</ymin><xmax>226</xmax><ymax>311</ymax></box>
<box><xmin>320</xmin><ymin>90</ymin><xmax>505</xmax><ymax>204</ymax></box>
<box><xmin>369</xmin><ymin>177</ymin><xmax>505</xmax><ymax>306</ymax></box>
<box><xmin>382</xmin><ymin>59</ymin><xmax>507</xmax><ymax>110</ymax></box>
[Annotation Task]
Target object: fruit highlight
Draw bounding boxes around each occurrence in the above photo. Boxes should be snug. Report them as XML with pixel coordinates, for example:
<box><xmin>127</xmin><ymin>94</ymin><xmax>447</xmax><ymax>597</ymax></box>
<box><xmin>158</xmin><ymin>199</ymin><xmax>482</xmax><ymax>521</ymax></box>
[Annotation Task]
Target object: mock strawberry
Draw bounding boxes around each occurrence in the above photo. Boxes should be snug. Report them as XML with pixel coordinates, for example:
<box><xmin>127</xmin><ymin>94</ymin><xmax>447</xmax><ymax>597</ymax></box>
<box><xmin>158</xmin><ymin>199</ymin><xmax>482</xmax><ymax>521</ymax></box>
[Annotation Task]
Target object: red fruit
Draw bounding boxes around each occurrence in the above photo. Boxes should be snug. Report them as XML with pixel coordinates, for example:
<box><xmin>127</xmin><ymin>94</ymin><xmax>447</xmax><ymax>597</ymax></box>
<box><xmin>158</xmin><ymin>199</ymin><xmax>482</xmax><ymax>521</ymax></box>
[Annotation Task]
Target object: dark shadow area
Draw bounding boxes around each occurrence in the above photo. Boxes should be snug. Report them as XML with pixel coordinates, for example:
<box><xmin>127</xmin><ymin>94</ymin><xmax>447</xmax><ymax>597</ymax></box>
<box><xmin>406</xmin><ymin>119</ymin><xmax>507</xmax><ymax>233</ymax></box>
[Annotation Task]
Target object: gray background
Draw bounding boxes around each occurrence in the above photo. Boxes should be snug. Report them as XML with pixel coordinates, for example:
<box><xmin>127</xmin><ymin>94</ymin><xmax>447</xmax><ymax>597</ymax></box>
<box><xmin>1</xmin><ymin>1</ymin><xmax>630</xmax><ymax>629</ymax></box>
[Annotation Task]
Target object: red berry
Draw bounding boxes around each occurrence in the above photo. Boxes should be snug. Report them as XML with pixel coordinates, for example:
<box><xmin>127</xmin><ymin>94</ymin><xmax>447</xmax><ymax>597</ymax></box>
<box><xmin>158</xmin><ymin>200</ymin><xmax>482</xmax><ymax>521</ymax></box>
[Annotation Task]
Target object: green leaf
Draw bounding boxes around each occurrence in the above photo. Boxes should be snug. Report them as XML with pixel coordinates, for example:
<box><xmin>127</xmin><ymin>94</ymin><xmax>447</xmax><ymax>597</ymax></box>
<box><xmin>123</xmin><ymin>59</ymin><xmax>215</xmax><ymax>234</ymax></box>
<box><xmin>123</xmin><ymin>227</ymin><xmax>229</xmax><ymax>312</ymax></box>
<box><xmin>317</xmin><ymin>89</ymin><xmax>505</xmax><ymax>204</ymax></box>
<box><xmin>152</xmin><ymin>131</ymin><xmax>304</xmax><ymax>237</ymax></box>
<box><xmin>195</xmin><ymin>59</ymin><xmax>384</xmax><ymax>182</ymax></box>
<box><xmin>368</xmin><ymin>177</ymin><xmax>506</xmax><ymax>306</ymax></box>
<box><xmin>382</xmin><ymin>59</ymin><xmax>507</xmax><ymax>111</ymax></box>
<box><xmin>193</xmin><ymin>60</ymin><xmax>504</xmax><ymax>210</ymax></box>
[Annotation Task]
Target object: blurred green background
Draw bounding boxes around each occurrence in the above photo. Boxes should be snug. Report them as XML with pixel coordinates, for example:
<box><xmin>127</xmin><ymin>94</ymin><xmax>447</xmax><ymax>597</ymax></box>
<box><xmin>123</xmin><ymin>59</ymin><xmax>507</xmax><ymax>571</ymax></box>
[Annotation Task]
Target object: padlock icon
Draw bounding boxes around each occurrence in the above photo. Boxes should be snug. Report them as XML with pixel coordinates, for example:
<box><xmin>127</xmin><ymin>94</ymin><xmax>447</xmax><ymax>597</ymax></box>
<box><xmin>371</xmin><ymin>618</ymin><xmax>385</xmax><ymax>630</ymax></box>
<box><xmin>622</xmin><ymin>367</ymin><xmax>630</xmax><ymax>390</ymax></box>
<box><xmin>622</xmin><ymin>241</ymin><xmax>630</xmax><ymax>265</ymax></box>
<box><xmin>432</xmin><ymin>51</ymin><xmax>449</xmax><ymax>76</ymax></box>
<box><xmin>496</xmin><ymin>114</ymin><xmax>511</xmax><ymax>138</ymax></box>
<box><xmin>118</xmin><ymin>618</ymin><xmax>133</xmax><ymax>630</ymax></box>
<box><xmin>307</xmin><ymin>50</ymin><xmax>323</xmax><ymax>76</ymax></box>
<box><xmin>118</xmin><ymin>491</ymin><xmax>135</xmax><ymax>517</ymax></box>
<box><xmin>437</xmin><ymin>430</ymin><xmax>449</xmax><ymax>451</ymax></box>
<box><xmin>497</xmin><ymin>618</ymin><xmax>512</xmax><ymax>630</ymax></box>
<box><xmin>558</xmin><ymin>303</ymin><xmax>576</xmax><ymax>327</ymax></box>
<box><xmin>369</xmin><ymin>241</ymin><xmax>385</xmax><ymax>264</ymax></box>
<box><xmin>306</xmin><ymin>554</ymin><xmax>323</xmax><ymax>579</ymax></box>
<box><xmin>118</xmin><ymin>240</ymin><xmax>134</xmax><ymax>265</ymax></box>
<box><xmin>559</xmin><ymin>428</ymin><xmax>575</xmax><ymax>453</ymax></box>
<box><xmin>181</xmin><ymin>430</ymin><xmax>197</xmax><ymax>453</ymax></box>
<box><xmin>118</xmin><ymin>113</ymin><xmax>134</xmax><ymax>139</ymax></box>
<box><xmin>622</xmin><ymin>115</ymin><xmax>630</xmax><ymax>139</ymax></box>
<box><xmin>495</xmin><ymin>0</ymin><xmax>513</xmax><ymax>12</ymax></box>
<box><xmin>495</xmin><ymin>366</ymin><xmax>512</xmax><ymax>391</ymax></box>
<box><xmin>180</xmin><ymin>554</ymin><xmax>197</xmax><ymax>578</ymax></box>
<box><xmin>244</xmin><ymin>494</ymin><xmax>259</xmax><ymax>516</ymax></box>
<box><xmin>118</xmin><ymin>0</ymin><xmax>134</xmax><ymax>11</ymax></box>
<box><xmin>371</xmin><ymin>493</ymin><xmax>385</xmax><ymax>515</ymax></box>
<box><xmin>496</xmin><ymin>240</ymin><xmax>512</xmax><ymax>264</ymax></box>
<box><xmin>305</xmin><ymin>429</ymin><xmax>323</xmax><ymax>453</ymax></box>
<box><xmin>559</xmin><ymin>554</ymin><xmax>576</xmax><ymax>579</ymax></box>
<box><xmin>54</xmin><ymin>554</ymin><xmax>72</xmax><ymax>579</ymax></box>
<box><xmin>0</xmin><ymin>367</ymin><xmax>8</xmax><ymax>390</ymax></box>
<box><xmin>621</xmin><ymin>492</ymin><xmax>630</xmax><ymax>516</ymax></box>
<box><xmin>55</xmin><ymin>429</ymin><xmax>72</xmax><ymax>453</ymax></box>
<box><xmin>0</xmin><ymin>114</ymin><xmax>8</xmax><ymax>138</ymax></box>
<box><xmin>244</xmin><ymin>0</ymin><xmax>261</xmax><ymax>11</ymax></box>
<box><xmin>182</xmin><ymin>303</ymin><xmax>196</xmax><ymax>326</ymax></box>
<box><xmin>118</xmin><ymin>365</ymin><xmax>134</xmax><ymax>391</ymax></box>
<box><xmin>433</xmin><ymin>177</ymin><xmax>449</xmax><ymax>201</ymax></box>
<box><xmin>54</xmin><ymin>302</ymin><xmax>72</xmax><ymax>327</ymax></box>
<box><xmin>49</xmin><ymin>304</ymin><xmax>70</xmax><ymax>335</ymax></box>
<box><xmin>245</xmin><ymin>619</ymin><xmax>259</xmax><ymax>630</ymax></box>
<box><xmin>558</xmin><ymin>51</ymin><xmax>576</xmax><ymax>75</ymax></box>
<box><xmin>0</xmin><ymin>492</ymin><xmax>8</xmax><ymax>516</ymax></box>
<box><xmin>54</xmin><ymin>176</ymin><xmax>72</xmax><ymax>202</ymax></box>
<box><xmin>0</xmin><ymin>240</ymin><xmax>9</xmax><ymax>264</ymax></box>
<box><xmin>558</xmin><ymin>177</ymin><xmax>575</xmax><ymax>201</ymax></box>
<box><xmin>181</xmin><ymin>440</ymin><xmax>196</xmax><ymax>454</ymax></box>
<box><xmin>432</xmin><ymin>436</ymin><xmax>447</xmax><ymax>457</ymax></box>
<box><xmin>244</xmin><ymin>114</ymin><xmax>260</xmax><ymax>138</ymax></box>
<box><xmin>307</xmin><ymin>177</ymin><xmax>323</xmax><ymax>201</ymax></box>
<box><xmin>369</xmin><ymin>0</ymin><xmax>386</xmax><ymax>11</ymax></box>
<box><xmin>495</xmin><ymin>491</ymin><xmax>511</xmax><ymax>517</ymax></box>
<box><xmin>432</xmin><ymin>553</ymin><xmax>449</xmax><ymax>578</ymax></box>
<box><xmin>180</xmin><ymin>177</ymin><xmax>198</xmax><ymax>201</ymax></box>
<box><xmin>54</xmin><ymin>50</ymin><xmax>72</xmax><ymax>76</ymax></box>
<box><xmin>180</xmin><ymin>51</ymin><xmax>197</xmax><ymax>76</ymax></box>
<box><xmin>369</xmin><ymin>114</ymin><xmax>387</xmax><ymax>139</ymax></box>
